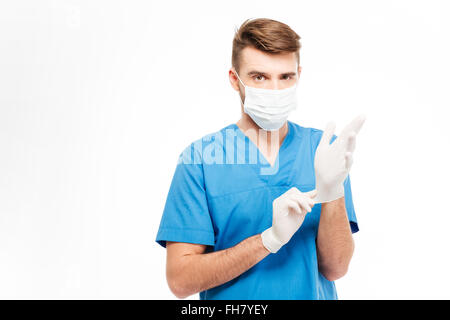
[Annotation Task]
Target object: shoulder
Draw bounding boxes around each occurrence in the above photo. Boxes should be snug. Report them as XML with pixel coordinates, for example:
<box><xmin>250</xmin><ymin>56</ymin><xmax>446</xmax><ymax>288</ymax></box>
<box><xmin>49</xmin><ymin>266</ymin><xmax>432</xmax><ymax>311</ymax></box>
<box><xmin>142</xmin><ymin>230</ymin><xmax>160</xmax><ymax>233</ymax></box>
<box><xmin>288</xmin><ymin>121</ymin><xmax>337</xmax><ymax>148</ymax></box>
<box><xmin>289</xmin><ymin>121</ymin><xmax>323</xmax><ymax>144</ymax></box>
<box><xmin>289</xmin><ymin>120</ymin><xmax>322</xmax><ymax>135</ymax></box>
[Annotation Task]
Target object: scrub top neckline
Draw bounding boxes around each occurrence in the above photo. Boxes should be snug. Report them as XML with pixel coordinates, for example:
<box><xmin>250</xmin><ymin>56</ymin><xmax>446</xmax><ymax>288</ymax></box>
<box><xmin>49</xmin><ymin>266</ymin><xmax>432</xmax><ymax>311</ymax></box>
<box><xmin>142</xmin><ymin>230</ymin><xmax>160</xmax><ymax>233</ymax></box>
<box><xmin>231</xmin><ymin>120</ymin><xmax>295</xmax><ymax>171</ymax></box>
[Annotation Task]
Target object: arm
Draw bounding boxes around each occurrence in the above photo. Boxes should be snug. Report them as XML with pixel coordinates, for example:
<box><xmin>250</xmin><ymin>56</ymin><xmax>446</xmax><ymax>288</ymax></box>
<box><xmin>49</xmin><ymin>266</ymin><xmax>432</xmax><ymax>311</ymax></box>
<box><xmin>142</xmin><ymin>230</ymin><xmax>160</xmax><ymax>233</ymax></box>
<box><xmin>316</xmin><ymin>196</ymin><xmax>354</xmax><ymax>281</ymax></box>
<box><xmin>313</xmin><ymin>115</ymin><xmax>365</xmax><ymax>280</ymax></box>
<box><xmin>166</xmin><ymin>234</ymin><xmax>270</xmax><ymax>299</ymax></box>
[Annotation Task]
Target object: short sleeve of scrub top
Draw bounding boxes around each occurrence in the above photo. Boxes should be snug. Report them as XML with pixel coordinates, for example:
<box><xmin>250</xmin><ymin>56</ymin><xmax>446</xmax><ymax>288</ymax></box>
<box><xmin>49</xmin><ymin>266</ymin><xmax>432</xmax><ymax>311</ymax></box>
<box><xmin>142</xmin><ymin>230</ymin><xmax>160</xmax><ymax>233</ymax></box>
<box><xmin>155</xmin><ymin>121</ymin><xmax>359</xmax><ymax>299</ymax></box>
<box><xmin>155</xmin><ymin>144</ymin><xmax>215</xmax><ymax>248</ymax></box>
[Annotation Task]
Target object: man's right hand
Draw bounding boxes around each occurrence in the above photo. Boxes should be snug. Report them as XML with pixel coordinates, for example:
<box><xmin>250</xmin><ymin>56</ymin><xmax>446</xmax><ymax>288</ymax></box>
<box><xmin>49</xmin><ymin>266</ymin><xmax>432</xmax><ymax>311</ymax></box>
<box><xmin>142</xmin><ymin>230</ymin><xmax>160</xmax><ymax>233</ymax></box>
<box><xmin>261</xmin><ymin>187</ymin><xmax>317</xmax><ymax>253</ymax></box>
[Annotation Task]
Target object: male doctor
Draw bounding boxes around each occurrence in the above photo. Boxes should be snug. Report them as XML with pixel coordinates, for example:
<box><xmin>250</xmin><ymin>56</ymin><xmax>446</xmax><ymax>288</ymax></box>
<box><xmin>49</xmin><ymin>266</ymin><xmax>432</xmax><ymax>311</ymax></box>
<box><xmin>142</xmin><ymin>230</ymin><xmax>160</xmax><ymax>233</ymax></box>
<box><xmin>156</xmin><ymin>18</ymin><xmax>365</xmax><ymax>300</ymax></box>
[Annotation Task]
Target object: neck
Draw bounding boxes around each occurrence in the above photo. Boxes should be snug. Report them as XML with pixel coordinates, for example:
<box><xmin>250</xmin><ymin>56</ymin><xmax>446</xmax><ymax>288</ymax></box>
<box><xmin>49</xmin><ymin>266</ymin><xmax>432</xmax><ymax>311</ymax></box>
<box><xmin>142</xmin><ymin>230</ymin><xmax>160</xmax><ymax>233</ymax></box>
<box><xmin>236</xmin><ymin>113</ymin><xmax>289</xmax><ymax>147</ymax></box>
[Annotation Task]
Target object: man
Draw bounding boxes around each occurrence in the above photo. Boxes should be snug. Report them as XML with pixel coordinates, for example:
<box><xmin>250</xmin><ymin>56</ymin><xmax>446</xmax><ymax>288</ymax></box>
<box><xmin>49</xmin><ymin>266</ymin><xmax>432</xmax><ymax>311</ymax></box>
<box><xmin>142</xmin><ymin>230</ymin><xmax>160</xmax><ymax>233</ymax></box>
<box><xmin>155</xmin><ymin>18</ymin><xmax>365</xmax><ymax>300</ymax></box>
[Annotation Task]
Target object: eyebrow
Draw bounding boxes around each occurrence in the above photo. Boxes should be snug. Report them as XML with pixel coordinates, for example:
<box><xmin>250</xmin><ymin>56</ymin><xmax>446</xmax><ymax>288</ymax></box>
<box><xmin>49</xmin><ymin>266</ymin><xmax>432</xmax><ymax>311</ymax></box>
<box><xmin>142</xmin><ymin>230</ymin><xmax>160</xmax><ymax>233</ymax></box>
<box><xmin>247</xmin><ymin>70</ymin><xmax>297</xmax><ymax>77</ymax></box>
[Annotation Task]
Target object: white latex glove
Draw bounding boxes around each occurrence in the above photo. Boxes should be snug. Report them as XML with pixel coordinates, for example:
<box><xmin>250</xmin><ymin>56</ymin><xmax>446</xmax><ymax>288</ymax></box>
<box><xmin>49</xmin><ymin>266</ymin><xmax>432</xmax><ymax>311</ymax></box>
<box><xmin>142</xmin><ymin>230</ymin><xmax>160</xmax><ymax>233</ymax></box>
<box><xmin>314</xmin><ymin>115</ymin><xmax>366</xmax><ymax>204</ymax></box>
<box><xmin>261</xmin><ymin>188</ymin><xmax>317</xmax><ymax>253</ymax></box>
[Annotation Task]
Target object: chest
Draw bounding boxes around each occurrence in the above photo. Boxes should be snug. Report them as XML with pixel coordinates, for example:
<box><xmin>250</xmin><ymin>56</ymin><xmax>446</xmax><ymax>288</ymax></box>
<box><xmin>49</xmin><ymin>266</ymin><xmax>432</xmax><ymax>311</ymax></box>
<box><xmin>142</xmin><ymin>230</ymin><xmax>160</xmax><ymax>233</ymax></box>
<box><xmin>203</xmin><ymin>162</ymin><xmax>319</xmax><ymax>249</ymax></box>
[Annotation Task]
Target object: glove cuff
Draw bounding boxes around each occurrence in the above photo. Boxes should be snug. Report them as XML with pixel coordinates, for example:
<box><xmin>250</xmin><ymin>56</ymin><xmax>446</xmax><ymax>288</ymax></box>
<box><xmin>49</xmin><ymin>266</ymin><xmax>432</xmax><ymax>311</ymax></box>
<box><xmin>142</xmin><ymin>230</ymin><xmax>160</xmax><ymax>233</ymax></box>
<box><xmin>261</xmin><ymin>227</ymin><xmax>284</xmax><ymax>253</ymax></box>
<box><xmin>315</xmin><ymin>184</ymin><xmax>345</xmax><ymax>204</ymax></box>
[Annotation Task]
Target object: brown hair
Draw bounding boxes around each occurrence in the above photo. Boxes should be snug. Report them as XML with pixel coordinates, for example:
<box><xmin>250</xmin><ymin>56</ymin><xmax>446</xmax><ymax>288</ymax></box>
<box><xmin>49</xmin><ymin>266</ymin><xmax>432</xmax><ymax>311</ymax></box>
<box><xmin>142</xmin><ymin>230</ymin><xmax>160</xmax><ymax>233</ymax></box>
<box><xmin>232</xmin><ymin>18</ymin><xmax>301</xmax><ymax>73</ymax></box>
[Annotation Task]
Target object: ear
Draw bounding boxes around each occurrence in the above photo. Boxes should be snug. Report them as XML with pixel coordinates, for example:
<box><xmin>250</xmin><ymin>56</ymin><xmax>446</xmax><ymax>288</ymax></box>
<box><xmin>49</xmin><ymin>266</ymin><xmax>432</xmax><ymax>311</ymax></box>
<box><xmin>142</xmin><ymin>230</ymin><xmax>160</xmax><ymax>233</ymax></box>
<box><xmin>297</xmin><ymin>65</ymin><xmax>302</xmax><ymax>75</ymax></box>
<box><xmin>229</xmin><ymin>68</ymin><xmax>240</xmax><ymax>92</ymax></box>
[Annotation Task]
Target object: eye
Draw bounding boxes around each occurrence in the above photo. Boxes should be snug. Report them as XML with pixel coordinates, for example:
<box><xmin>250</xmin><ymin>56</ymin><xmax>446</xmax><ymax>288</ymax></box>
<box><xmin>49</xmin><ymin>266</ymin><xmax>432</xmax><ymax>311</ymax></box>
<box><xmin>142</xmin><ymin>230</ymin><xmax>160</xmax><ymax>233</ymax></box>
<box><xmin>253</xmin><ymin>75</ymin><xmax>266</xmax><ymax>81</ymax></box>
<box><xmin>282</xmin><ymin>75</ymin><xmax>293</xmax><ymax>80</ymax></box>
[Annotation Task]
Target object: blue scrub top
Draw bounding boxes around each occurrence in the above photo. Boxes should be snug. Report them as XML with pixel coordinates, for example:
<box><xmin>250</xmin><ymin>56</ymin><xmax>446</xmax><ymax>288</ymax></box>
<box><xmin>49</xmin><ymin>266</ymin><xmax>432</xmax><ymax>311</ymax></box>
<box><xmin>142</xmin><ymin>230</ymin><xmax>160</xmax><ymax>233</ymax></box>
<box><xmin>155</xmin><ymin>120</ymin><xmax>359</xmax><ymax>300</ymax></box>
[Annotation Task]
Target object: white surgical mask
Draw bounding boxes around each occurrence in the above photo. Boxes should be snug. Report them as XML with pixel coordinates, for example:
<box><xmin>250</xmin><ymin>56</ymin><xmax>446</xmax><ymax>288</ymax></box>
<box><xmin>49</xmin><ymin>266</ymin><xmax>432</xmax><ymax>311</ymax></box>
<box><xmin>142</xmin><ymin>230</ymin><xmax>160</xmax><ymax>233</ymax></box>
<box><xmin>235</xmin><ymin>71</ymin><xmax>298</xmax><ymax>131</ymax></box>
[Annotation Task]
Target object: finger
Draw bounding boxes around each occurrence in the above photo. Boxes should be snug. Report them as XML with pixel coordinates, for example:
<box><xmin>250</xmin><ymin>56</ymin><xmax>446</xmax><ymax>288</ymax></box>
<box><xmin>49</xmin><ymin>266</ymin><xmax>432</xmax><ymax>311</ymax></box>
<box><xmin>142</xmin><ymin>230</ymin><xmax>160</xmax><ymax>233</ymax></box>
<box><xmin>303</xmin><ymin>190</ymin><xmax>317</xmax><ymax>207</ymax></box>
<box><xmin>345</xmin><ymin>152</ymin><xmax>353</xmax><ymax>170</ymax></box>
<box><xmin>283</xmin><ymin>199</ymin><xmax>303</xmax><ymax>217</ymax></box>
<box><xmin>304</xmin><ymin>189</ymin><xmax>317</xmax><ymax>199</ymax></box>
<box><xmin>297</xmin><ymin>197</ymin><xmax>312</xmax><ymax>213</ymax></box>
<box><xmin>346</xmin><ymin>131</ymin><xmax>356</xmax><ymax>153</ymax></box>
<box><xmin>351</xmin><ymin>114</ymin><xmax>366</xmax><ymax>134</ymax></box>
<box><xmin>340</xmin><ymin>114</ymin><xmax>366</xmax><ymax>139</ymax></box>
<box><xmin>289</xmin><ymin>189</ymin><xmax>317</xmax><ymax>209</ymax></box>
<box><xmin>319</xmin><ymin>121</ymin><xmax>336</xmax><ymax>147</ymax></box>
<box><xmin>287</xmin><ymin>193</ymin><xmax>309</xmax><ymax>212</ymax></box>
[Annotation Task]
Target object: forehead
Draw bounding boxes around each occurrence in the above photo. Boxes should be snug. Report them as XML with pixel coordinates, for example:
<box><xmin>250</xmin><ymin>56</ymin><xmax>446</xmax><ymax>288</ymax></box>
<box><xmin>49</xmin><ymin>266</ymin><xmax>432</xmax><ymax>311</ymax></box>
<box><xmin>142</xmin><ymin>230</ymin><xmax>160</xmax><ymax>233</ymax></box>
<box><xmin>240</xmin><ymin>46</ymin><xmax>298</xmax><ymax>74</ymax></box>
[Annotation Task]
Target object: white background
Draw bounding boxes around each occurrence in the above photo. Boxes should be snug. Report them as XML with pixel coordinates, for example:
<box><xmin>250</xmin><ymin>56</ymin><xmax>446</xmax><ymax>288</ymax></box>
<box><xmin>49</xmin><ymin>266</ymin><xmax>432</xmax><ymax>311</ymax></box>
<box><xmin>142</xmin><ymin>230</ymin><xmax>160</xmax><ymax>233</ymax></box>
<box><xmin>1</xmin><ymin>0</ymin><xmax>449</xmax><ymax>299</ymax></box>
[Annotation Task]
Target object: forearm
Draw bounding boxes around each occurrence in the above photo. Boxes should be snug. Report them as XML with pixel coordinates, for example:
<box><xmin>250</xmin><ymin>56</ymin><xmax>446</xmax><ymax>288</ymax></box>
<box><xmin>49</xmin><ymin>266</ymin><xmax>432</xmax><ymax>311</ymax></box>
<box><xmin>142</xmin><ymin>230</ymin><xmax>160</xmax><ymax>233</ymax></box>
<box><xmin>174</xmin><ymin>234</ymin><xmax>270</xmax><ymax>298</ymax></box>
<box><xmin>316</xmin><ymin>196</ymin><xmax>354</xmax><ymax>280</ymax></box>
